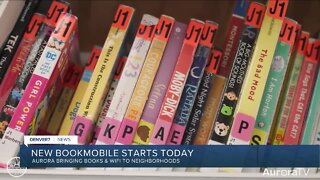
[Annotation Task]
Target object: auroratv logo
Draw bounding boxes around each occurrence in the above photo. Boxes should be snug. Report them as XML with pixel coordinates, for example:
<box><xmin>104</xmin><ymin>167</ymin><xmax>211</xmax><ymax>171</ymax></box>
<box><xmin>263</xmin><ymin>168</ymin><xmax>310</xmax><ymax>177</ymax></box>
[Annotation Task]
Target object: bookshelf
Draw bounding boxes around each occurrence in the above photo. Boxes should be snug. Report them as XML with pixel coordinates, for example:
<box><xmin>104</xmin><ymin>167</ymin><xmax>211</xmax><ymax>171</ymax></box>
<box><xmin>0</xmin><ymin>0</ymin><xmax>319</xmax><ymax>179</ymax></box>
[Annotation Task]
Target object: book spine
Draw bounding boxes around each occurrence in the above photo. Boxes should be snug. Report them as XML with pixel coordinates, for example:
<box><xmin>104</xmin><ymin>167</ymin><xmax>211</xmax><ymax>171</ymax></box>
<box><xmin>283</xmin><ymin>38</ymin><xmax>320</xmax><ymax>144</ymax></box>
<box><xmin>272</xmin><ymin>31</ymin><xmax>309</xmax><ymax>144</ymax></box>
<box><xmin>301</xmin><ymin>67</ymin><xmax>320</xmax><ymax>144</ymax></box>
<box><xmin>167</xmin><ymin>21</ymin><xmax>218</xmax><ymax>145</ymax></box>
<box><xmin>70</xmin><ymin>5</ymin><xmax>135</xmax><ymax>144</ymax></box>
<box><xmin>92</xmin><ymin>56</ymin><xmax>126</xmax><ymax>143</ymax></box>
<box><xmin>133</xmin><ymin>22</ymin><xmax>187</xmax><ymax>145</ymax></box>
<box><xmin>46</xmin><ymin>63</ymin><xmax>84</xmax><ymax>135</ymax></box>
<box><xmin>150</xmin><ymin>19</ymin><xmax>204</xmax><ymax>145</ymax></box>
<box><xmin>0</xmin><ymin>13</ymin><xmax>45</xmax><ymax>109</ymax></box>
<box><xmin>209</xmin><ymin>2</ymin><xmax>265</xmax><ymax>144</ymax></box>
<box><xmin>59</xmin><ymin>46</ymin><xmax>101</xmax><ymax>135</ymax></box>
<box><xmin>227</xmin><ymin>0</ymin><xmax>289</xmax><ymax>145</ymax></box>
<box><xmin>115</xmin><ymin>15</ymin><xmax>174</xmax><ymax>145</ymax></box>
<box><xmin>31</xmin><ymin>42</ymin><xmax>73</xmax><ymax>136</ymax></box>
<box><xmin>0</xmin><ymin>0</ymin><xmax>39</xmax><ymax>84</ymax></box>
<box><xmin>0</xmin><ymin>13</ymin><xmax>78</xmax><ymax>167</ymax></box>
<box><xmin>218</xmin><ymin>0</ymin><xmax>249</xmax><ymax>77</ymax></box>
<box><xmin>182</xmin><ymin>48</ymin><xmax>222</xmax><ymax>145</ymax></box>
<box><xmin>93</xmin><ymin>14</ymin><xmax>158</xmax><ymax>145</ymax></box>
<box><xmin>250</xmin><ymin>18</ymin><xmax>297</xmax><ymax>145</ymax></box>
<box><xmin>194</xmin><ymin>74</ymin><xmax>226</xmax><ymax>145</ymax></box>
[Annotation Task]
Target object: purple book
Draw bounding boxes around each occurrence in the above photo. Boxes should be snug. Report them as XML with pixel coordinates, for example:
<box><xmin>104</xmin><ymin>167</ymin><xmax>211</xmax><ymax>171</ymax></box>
<box><xmin>132</xmin><ymin>22</ymin><xmax>187</xmax><ymax>144</ymax></box>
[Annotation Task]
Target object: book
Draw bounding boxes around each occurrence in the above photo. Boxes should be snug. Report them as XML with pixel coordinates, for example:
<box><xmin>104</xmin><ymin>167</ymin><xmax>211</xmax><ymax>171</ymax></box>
<box><xmin>271</xmin><ymin>31</ymin><xmax>309</xmax><ymax>145</ymax></box>
<box><xmin>115</xmin><ymin>15</ymin><xmax>174</xmax><ymax>145</ymax></box>
<box><xmin>0</xmin><ymin>12</ymin><xmax>78</xmax><ymax>167</ymax></box>
<box><xmin>250</xmin><ymin>18</ymin><xmax>298</xmax><ymax>145</ymax></box>
<box><xmin>283</xmin><ymin>38</ymin><xmax>320</xmax><ymax>144</ymax></box>
<box><xmin>20</xmin><ymin>26</ymin><xmax>60</xmax><ymax>136</ymax></box>
<box><xmin>133</xmin><ymin>22</ymin><xmax>187</xmax><ymax>145</ymax></box>
<box><xmin>46</xmin><ymin>63</ymin><xmax>84</xmax><ymax>135</ymax></box>
<box><xmin>218</xmin><ymin>0</ymin><xmax>249</xmax><ymax>77</ymax></box>
<box><xmin>301</xmin><ymin>65</ymin><xmax>320</xmax><ymax>144</ymax></box>
<box><xmin>227</xmin><ymin>0</ymin><xmax>289</xmax><ymax>145</ymax></box>
<box><xmin>182</xmin><ymin>47</ymin><xmax>222</xmax><ymax>145</ymax></box>
<box><xmin>0</xmin><ymin>0</ymin><xmax>25</xmax><ymax>48</ymax></box>
<box><xmin>70</xmin><ymin>5</ymin><xmax>135</xmax><ymax>144</ymax></box>
<box><xmin>93</xmin><ymin>14</ymin><xmax>159</xmax><ymax>145</ymax></box>
<box><xmin>197</xmin><ymin>71</ymin><xmax>226</xmax><ymax>174</ymax></box>
<box><xmin>150</xmin><ymin>19</ymin><xmax>205</xmax><ymax>145</ymax></box>
<box><xmin>0</xmin><ymin>0</ymin><xmax>39</xmax><ymax>84</ymax></box>
<box><xmin>35</xmin><ymin>60</ymin><xmax>69</xmax><ymax>135</ymax></box>
<box><xmin>0</xmin><ymin>0</ymin><xmax>69</xmax><ymax>138</ymax></box>
<box><xmin>209</xmin><ymin>2</ymin><xmax>265</xmax><ymax>145</ymax></box>
<box><xmin>59</xmin><ymin>46</ymin><xmax>101</xmax><ymax>135</ymax></box>
<box><xmin>301</xmin><ymin>27</ymin><xmax>320</xmax><ymax>145</ymax></box>
<box><xmin>193</xmin><ymin>70</ymin><xmax>226</xmax><ymax>144</ymax></box>
<box><xmin>167</xmin><ymin>21</ymin><xmax>218</xmax><ymax>145</ymax></box>
<box><xmin>92</xmin><ymin>56</ymin><xmax>127</xmax><ymax>143</ymax></box>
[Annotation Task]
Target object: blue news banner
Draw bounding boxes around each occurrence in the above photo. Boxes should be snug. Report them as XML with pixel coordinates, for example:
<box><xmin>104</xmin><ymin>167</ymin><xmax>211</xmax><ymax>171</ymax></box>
<box><xmin>19</xmin><ymin>145</ymin><xmax>320</xmax><ymax>168</ymax></box>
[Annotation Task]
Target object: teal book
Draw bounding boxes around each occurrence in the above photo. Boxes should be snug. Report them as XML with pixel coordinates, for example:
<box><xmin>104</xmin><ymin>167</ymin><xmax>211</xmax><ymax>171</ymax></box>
<box><xmin>301</xmin><ymin>67</ymin><xmax>320</xmax><ymax>144</ymax></box>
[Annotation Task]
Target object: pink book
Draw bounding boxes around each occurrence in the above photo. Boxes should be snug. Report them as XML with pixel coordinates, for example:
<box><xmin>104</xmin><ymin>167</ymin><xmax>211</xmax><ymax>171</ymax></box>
<box><xmin>283</xmin><ymin>38</ymin><xmax>320</xmax><ymax>144</ymax></box>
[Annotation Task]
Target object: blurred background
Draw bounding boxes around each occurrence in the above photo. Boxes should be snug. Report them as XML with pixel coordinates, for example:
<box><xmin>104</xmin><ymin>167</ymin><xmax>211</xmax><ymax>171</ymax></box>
<box><xmin>68</xmin><ymin>0</ymin><xmax>320</xmax><ymax>52</ymax></box>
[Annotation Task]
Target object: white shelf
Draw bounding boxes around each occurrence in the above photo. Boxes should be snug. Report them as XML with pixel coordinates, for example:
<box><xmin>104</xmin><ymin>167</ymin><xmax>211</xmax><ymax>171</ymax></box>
<box><xmin>0</xmin><ymin>169</ymin><xmax>319</xmax><ymax>179</ymax></box>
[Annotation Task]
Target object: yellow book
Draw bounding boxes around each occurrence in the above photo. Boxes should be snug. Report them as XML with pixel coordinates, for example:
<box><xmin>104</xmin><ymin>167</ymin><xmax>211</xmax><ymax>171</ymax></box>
<box><xmin>46</xmin><ymin>63</ymin><xmax>84</xmax><ymax>135</ymax></box>
<box><xmin>250</xmin><ymin>18</ymin><xmax>298</xmax><ymax>145</ymax></box>
<box><xmin>59</xmin><ymin>47</ymin><xmax>101</xmax><ymax>135</ymax></box>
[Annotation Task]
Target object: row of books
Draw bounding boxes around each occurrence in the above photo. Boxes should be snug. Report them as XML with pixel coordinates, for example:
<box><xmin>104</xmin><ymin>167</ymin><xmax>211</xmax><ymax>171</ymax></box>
<box><xmin>0</xmin><ymin>0</ymin><xmax>319</xmax><ymax>170</ymax></box>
